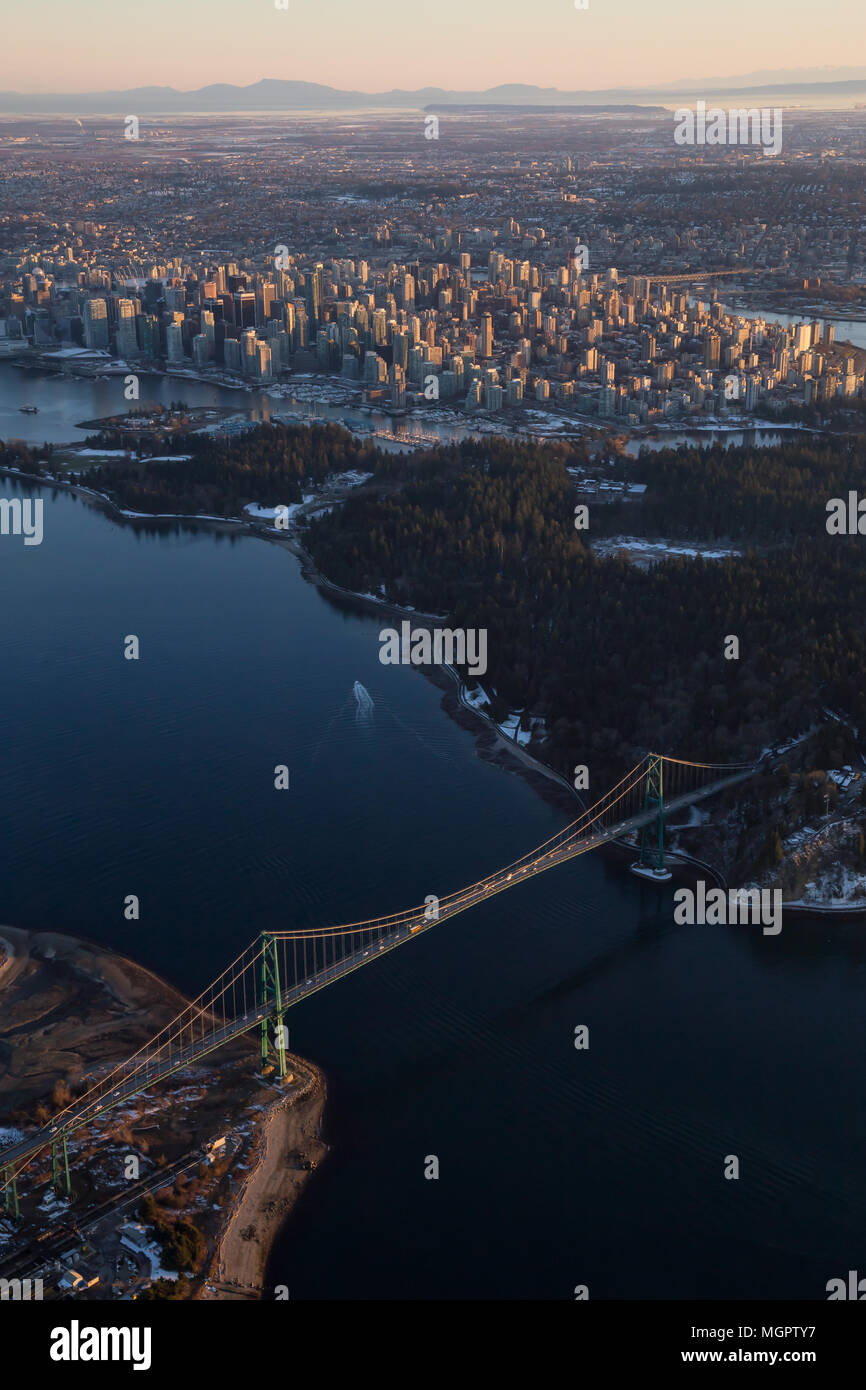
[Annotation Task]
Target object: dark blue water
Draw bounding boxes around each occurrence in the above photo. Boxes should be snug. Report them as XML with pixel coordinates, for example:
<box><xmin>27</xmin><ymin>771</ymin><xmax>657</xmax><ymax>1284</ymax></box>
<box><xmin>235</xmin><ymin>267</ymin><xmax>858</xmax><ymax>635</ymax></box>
<box><xmin>2</xmin><ymin>479</ymin><xmax>866</xmax><ymax>1300</ymax></box>
<box><xmin>0</xmin><ymin>362</ymin><xmax>807</xmax><ymax>457</ymax></box>
<box><xmin>0</xmin><ymin>362</ymin><xmax>464</xmax><ymax>449</ymax></box>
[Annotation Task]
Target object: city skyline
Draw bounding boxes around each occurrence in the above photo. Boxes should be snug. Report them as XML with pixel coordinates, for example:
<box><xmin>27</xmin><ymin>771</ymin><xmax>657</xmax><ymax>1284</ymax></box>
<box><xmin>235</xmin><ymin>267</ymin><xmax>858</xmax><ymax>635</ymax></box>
<box><xmin>3</xmin><ymin>0</ymin><xmax>866</xmax><ymax>1333</ymax></box>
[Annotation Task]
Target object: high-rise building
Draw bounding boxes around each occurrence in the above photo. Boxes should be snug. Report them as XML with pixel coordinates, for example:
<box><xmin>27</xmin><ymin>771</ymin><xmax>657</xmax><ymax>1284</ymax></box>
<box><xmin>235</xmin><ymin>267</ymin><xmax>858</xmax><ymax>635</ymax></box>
<box><xmin>166</xmin><ymin>322</ymin><xmax>184</xmax><ymax>364</ymax></box>
<box><xmin>255</xmin><ymin>340</ymin><xmax>272</xmax><ymax>382</ymax></box>
<box><xmin>306</xmin><ymin>263</ymin><xmax>324</xmax><ymax>328</ymax></box>
<box><xmin>704</xmin><ymin>331</ymin><xmax>721</xmax><ymax>370</ymax></box>
<box><xmin>83</xmin><ymin>297</ymin><xmax>109</xmax><ymax>349</ymax></box>
<box><xmin>479</xmin><ymin>312</ymin><xmax>493</xmax><ymax>359</ymax></box>
<box><xmin>390</xmin><ymin>331</ymin><xmax>406</xmax><ymax>371</ymax></box>
<box><xmin>365</xmin><ymin>353</ymin><xmax>387</xmax><ymax>386</ymax></box>
<box><xmin>115</xmin><ymin>298</ymin><xmax>138</xmax><ymax>358</ymax></box>
<box><xmin>389</xmin><ymin>362</ymin><xmax>406</xmax><ymax>410</ymax></box>
<box><xmin>485</xmin><ymin>380</ymin><xmax>503</xmax><ymax>410</ymax></box>
<box><xmin>233</xmin><ymin>292</ymin><xmax>256</xmax><ymax>331</ymax></box>
<box><xmin>138</xmin><ymin>314</ymin><xmax>160</xmax><ymax>359</ymax></box>
<box><xmin>371</xmin><ymin>308</ymin><xmax>387</xmax><ymax>346</ymax></box>
<box><xmin>241</xmin><ymin>329</ymin><xmax>258</xmax><ymax>375</ymax></box>
<box><xmin>258</xmin><ymin>282</ymin><xmax>276</xmax><ymax>326</ymax></box>
<box><xmin>223</xmin><ymin>338</ymin><xmax>241</xmax><ymax>374</ymax></box>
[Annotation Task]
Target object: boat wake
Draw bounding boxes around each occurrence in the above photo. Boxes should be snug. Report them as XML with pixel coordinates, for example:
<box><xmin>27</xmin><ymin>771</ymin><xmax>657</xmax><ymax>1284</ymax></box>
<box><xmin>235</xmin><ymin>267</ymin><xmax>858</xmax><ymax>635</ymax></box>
<box><xmin>353</xmin><ymin>680</ymin><xmax>375</xmax><ymax>726</ymax></box>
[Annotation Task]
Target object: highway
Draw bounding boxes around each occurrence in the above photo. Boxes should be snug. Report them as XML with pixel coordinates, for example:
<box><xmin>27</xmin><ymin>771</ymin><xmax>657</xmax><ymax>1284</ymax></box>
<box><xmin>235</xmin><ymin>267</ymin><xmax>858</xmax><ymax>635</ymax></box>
<box><xmin>0</xmin><ymin>1149</ymin><xmax>205</xmax><ymax>1287</ymax></box>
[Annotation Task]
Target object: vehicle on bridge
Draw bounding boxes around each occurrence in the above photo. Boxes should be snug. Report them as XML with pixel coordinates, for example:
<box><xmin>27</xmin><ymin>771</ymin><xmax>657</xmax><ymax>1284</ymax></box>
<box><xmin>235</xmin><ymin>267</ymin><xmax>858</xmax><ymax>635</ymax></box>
<box><xmin>0</xmin><ymin>750</ymin><xmax>757</xmax><ymax>1214</ymax></box>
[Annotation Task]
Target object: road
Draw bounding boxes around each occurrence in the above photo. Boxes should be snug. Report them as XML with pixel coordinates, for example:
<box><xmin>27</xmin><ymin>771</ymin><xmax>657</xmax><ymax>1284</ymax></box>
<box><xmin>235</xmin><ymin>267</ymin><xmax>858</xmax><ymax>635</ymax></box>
<box><xmin>0</xmin><ymin>1149</ymin><xmax>204</xmax><ymax>1288</ymax></box>
<box><xmin>1</xmin><ymin>764</ymin><xmax>755</xmax><ymax>1185</ymax></box>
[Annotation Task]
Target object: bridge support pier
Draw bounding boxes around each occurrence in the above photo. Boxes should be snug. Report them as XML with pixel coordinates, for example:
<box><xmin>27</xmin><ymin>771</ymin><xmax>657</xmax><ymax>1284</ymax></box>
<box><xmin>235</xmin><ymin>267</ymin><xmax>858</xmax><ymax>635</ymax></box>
<box><xmin>3</xmin><ymin>1164</ymin><xmax>19</xmax><ymax>1220</ymax></box>
<box><xmin>52</xmin><ymin>1135</ymin><xmax>71</xmax><ymax>1198</ymax></box>
<box><xmin>260</xmin><ymin>934</ymin><xmax>288</xmax><ymax>1081</ymax></box>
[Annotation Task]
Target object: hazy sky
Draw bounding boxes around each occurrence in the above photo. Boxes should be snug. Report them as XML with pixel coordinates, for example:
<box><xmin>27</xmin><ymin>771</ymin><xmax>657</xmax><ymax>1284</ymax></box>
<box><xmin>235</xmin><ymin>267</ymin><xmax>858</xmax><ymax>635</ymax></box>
<box><xmin>6</xmin><ymin>0</ymin><xmax>865</xmax><ymax>93</ymax></box>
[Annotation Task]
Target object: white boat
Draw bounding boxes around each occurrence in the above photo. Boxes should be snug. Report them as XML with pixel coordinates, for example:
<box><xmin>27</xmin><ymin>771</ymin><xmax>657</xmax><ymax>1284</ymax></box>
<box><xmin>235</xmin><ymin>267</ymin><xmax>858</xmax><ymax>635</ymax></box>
<box><xmin>353</xmin><ymin>681</ymin><xmax>374</xmax><ymax>724</ymax></box>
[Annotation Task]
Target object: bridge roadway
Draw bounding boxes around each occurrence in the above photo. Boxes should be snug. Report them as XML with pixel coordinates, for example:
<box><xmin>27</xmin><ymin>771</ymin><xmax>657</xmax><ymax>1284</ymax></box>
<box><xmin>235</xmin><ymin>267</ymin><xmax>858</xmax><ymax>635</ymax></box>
<box><xmin>0</xmin><ymin>766</ymin><xmax>754</xmax><ymax>1182</ymax></box>
<box><xmin>646</xmin><ymin>268</ymin><xmax>774</xmax><ymax>285</ymax></box>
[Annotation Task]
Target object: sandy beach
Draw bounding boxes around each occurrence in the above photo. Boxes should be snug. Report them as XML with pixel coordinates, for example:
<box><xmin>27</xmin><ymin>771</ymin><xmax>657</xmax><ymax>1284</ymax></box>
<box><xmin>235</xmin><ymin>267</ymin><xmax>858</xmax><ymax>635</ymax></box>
<box><xmin>201</xmin><ymin>1064</ymin><xmax>327</xmax><ymax>1300</ymax></box>
<box><xmin>0</xmin><ymin>926</ymin><xmax>331</xmax><ymax>1299</ymax></box>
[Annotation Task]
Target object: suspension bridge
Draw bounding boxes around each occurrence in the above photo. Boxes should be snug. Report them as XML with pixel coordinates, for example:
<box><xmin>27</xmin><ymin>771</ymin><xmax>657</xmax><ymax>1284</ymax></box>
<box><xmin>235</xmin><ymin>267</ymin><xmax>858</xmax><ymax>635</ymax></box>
<box><xmin>1</xmin><ymin>751</ymin><xmax>758</xmax><ymax>1216</ymax></box>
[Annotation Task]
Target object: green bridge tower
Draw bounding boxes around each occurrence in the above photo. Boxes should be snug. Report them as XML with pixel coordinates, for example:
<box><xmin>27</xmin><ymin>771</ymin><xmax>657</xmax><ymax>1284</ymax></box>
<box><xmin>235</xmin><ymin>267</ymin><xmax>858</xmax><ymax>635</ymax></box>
<box><xmin>259</xmin><ymin>933</ymin><xmax>288</xmax><ymax>1080</ymax></box>
<box><xmin>630</xmin><ymin>753</ymin><xmax>672</xmax><ymax>882</ymax></box>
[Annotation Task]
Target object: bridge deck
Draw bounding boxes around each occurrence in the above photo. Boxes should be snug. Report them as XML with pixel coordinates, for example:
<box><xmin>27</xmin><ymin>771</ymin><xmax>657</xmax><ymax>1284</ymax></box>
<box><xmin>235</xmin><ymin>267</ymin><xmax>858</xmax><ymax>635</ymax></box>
<box><xmin>0</xmin><ymin>766</ymin><xmax>754</xmax><ymax>1182</ymax></box>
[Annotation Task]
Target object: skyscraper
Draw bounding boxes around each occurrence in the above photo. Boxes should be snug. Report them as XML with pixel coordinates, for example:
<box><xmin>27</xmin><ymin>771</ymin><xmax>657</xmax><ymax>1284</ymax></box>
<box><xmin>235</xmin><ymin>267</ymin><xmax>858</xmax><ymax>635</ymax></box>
<box><xmin>233</xmin><ymin>292</ymin><xmax>256</xmax><ymax>331</ymax></box>
<box><xmin>166</xmin><ymin>322</ymin><xmax>184</xmax><ymax>364</ymax></box>
<box><xmin>115</xmin><ymin>299</ymin><xmax>138</xmax><ymax>358</ymax></box>
<box><xmin>306</xmin><ymin>263</ymin><xmax>324</xmax><ymax>328</ymax></box>
<box><xmin>704</xmin><ymin>331</ymin><xmax>721</xmax><ymax>369</ymax></box>
<box><xmin>479</xmin><ymin>312</ymin><xmax>493</xmax><ymax>359</ymax></box>
<box><xmin>82</xmin><ymin>297</ymin><xmax>109</xmax><ymax>350</ymax></box>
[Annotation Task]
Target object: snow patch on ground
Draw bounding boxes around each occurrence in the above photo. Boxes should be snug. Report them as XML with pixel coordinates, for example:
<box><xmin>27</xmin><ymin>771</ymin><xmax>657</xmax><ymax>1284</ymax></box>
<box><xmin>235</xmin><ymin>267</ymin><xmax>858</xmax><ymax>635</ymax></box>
<box><xmin>322</xmin><ymin>469</ymin><xmax>373</xmax><ymax>490</ymax></box>
<box><xmin>788</xmin><ymin>864</ymin><xmax>866</xmax><ymax>907</ymax></box>
<box><xmin>462</xmin><ymin>685</ymin><xmax>544</xmax><ymax>746</ymax></box>
<box><xmin>594</xmin><ymin>536</ymin><xmax>740</xmax><ymax>562</ymax></box>
<box><xmin>69</xmin><ymin>448</ymin><xmax>132</xmax><ymax>457</ymax></box>
<box><xmin>243</xmin><ymin>497</ymin><xmax>312</xmax><ymax>524</ymax></box>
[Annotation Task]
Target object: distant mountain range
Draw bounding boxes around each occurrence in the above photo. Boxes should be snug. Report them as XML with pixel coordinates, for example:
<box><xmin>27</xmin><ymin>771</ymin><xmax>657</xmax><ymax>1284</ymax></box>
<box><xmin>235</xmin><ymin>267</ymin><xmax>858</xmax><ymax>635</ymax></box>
<box><xmin>2</xmin><ymin>73</ymin><xmax>866</xmax><ymax>115</ymax></box>
<box><xmin>656</xmin><ymin>64</ymin><xmax>866</xmax><ymax>91</ymax></box>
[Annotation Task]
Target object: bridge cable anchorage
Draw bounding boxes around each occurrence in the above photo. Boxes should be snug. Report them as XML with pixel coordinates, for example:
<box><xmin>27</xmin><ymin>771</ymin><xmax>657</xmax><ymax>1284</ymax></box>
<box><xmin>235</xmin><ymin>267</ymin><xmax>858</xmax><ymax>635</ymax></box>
<box><xmin>0</xmin><ymin>753</ymin><xmax>755</xmax><ymax>1202</ymax></box>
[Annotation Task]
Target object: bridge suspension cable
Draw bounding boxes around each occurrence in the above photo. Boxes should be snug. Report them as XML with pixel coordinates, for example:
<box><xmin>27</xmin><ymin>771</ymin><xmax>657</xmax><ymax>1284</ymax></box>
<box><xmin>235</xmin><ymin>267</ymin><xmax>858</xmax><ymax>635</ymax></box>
<box><xmin>0</xmin><ymin>751</ymin><xmax>758</xmax><ymax>1201</ymax></box>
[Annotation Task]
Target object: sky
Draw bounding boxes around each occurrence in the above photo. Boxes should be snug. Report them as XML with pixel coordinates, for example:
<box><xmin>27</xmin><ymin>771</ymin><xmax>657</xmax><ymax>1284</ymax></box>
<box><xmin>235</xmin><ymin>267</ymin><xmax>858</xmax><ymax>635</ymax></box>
<box><xmin>3</xmin><ymin>0</ymin><xmax>865</xmax><ymax>94</ymax></box>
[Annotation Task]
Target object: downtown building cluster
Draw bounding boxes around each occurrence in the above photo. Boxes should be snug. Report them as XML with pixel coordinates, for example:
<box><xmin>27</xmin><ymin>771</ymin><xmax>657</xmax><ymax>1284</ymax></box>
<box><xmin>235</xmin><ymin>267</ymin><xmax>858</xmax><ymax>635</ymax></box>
<box><xmin>2</xmin><ymin>237</ymin><xmax>863</xmax><ymax>425</ymax></box>
<box><xmin>2</xmin><ymin>103</ymin><xmax>866</xmax><ymax>427</ymax></box>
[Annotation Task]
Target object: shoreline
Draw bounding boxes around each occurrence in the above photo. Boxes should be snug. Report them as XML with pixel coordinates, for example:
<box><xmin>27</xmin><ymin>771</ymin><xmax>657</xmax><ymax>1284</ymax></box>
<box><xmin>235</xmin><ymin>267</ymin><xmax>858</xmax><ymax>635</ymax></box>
<box><xmin>201</xmin><ymin>1063</ymin><xmax>328</xmax><ymax>1301</ymax></box>
<box><xmin>287</xmin><ymin>540</ymin><xmax>866</xmax><ymax>919</ymax></box>
<box><xmin>0</xmin><ymin>923</ymin><xmax>331</xmax><ymax>1300</ymax></box>
<box><xmin>4</xmin><ymin>463</ymin><xmax>864</xmax><ymax>1292</ymax></box>
<box><xmin>5</xmin><ymin>463</ymin><xmax>862</xmax><ymax>918</ymax></box>
<box><xmin>0</xmin><ymin>350</ymin><xmax>848</xmax><ymax>453</ymax></box>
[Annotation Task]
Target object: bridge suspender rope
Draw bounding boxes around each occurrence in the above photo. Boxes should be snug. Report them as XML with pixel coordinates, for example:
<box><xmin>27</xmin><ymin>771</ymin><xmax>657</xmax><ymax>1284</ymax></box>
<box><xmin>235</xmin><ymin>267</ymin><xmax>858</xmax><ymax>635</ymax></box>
<box><xmin>0</xmin><ymin>751</ymin><xmax>758</xmax><ymax>1206</ymax></box>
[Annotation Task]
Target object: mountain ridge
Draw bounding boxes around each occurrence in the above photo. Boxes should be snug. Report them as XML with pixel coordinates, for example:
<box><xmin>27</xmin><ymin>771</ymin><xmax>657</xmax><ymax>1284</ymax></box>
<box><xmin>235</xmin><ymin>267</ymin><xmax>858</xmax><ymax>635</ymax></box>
<box><xmin>2</xmin><ymin>73</ymin><xmax>866</xmax><ymax>114</ymax></box>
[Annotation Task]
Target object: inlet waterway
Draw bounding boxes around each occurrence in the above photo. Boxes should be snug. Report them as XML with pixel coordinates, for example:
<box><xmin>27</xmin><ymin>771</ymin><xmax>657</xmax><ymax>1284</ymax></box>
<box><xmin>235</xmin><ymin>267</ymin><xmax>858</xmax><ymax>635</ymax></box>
<box><xmin>2</xmin><ymin>478</ymin><xmax>865</xmax><ymax>1299</ymax></box>
<box><xmin>0</xmin><ymin>360</ymin><xmax>808</xmax><ymax>457</ymax></box>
